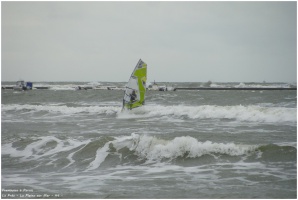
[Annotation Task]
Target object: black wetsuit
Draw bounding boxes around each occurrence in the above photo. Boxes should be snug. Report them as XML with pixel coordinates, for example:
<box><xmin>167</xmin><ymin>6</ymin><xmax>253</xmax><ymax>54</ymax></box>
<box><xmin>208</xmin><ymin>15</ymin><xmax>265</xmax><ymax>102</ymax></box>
<box><xmin>130</xmin><ymin>91</ymin><xmax>137</xmax><ymax>102</ymax></box>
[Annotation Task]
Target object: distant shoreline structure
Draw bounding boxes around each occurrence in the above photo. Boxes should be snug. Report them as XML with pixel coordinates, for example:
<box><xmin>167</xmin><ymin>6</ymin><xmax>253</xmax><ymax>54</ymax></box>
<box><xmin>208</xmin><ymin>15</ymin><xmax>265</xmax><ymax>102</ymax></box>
<box><xmin>174</xmin><ymin>87</ymin><xmax>296</xmax><ymax>91</ymax></box>
<box><xmin>2</xmin><ymin>81</ymin><xmax>296</xmax><ymax>91</ymax></box>
<box><xmin>1</xmin><ymin>86</ymin><xmax>296</xmax><ymax>91</ymax></box>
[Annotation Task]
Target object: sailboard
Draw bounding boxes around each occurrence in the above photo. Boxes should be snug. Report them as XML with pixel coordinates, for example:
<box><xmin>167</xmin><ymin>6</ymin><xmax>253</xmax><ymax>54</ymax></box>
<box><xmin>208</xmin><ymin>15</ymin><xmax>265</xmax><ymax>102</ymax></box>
<box><xmin>122</xmin><ymin>59</ymin><xmax>147</xmax><ymax>111</ymax></box>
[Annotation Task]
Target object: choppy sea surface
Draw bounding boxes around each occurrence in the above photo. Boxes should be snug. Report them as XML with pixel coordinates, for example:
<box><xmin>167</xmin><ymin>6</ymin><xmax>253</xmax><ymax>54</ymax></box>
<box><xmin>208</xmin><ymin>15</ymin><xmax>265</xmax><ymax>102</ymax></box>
<box><xmin>1</xmin><ymin>82</ymin><xmax>297</xmax><ymax>198</ymax></box>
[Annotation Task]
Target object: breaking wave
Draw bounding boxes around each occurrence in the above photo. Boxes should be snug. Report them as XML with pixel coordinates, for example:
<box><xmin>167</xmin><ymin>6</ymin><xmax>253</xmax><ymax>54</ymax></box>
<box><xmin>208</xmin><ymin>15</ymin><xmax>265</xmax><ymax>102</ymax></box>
<box><xmin>134</xmin><ymin>105</ymin><xmax>296</xmax><ymax>123</ymax></box>
<box><xmin>2</xmin><ymin>134</ymin><xmax>296</xmax><ymax>172</ymax></box>
<box><xmin>1</xmin><ymin>104</ymin><xmax>120</xmax><ymax>115</ymax></box>
<box><xmin>120</xmin><ymin>133</ymin><xmax>257</xmax><ymax>159</ymax></box>
<box><xmin>2</xmin><ymin>104</ymin><xmax>296</xmax><ymax>123</ymax></box>
<box><xmin>87</xmin><ymin>133</ymin><xmax>259</xmax><ymax>170</ymax></box>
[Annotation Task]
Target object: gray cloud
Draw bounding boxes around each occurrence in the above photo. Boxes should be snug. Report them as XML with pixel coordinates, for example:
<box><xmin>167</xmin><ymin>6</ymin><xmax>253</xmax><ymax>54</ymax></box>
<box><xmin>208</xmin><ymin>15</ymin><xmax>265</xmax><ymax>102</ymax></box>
<box><xmin>2</xmin><ymin>1</ymin><xmax>296</xmax><ymax>82</ymax></box>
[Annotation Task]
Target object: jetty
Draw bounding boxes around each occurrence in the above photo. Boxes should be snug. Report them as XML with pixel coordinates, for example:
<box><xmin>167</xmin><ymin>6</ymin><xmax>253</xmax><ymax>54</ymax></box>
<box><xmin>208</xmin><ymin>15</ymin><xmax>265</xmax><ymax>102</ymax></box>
<box><xmin>174</xmin><ymin>87</ymin><xmax>296</xmax><ymax>91</ymax></box>
<box><xmin>2</xmin><ymin>85</ymin><xmax>296</xmax><ymax>91</ymax></box>
<box><xmin>2</xmin><ymin>86</ymin><xmax>50</xmax><ymax>90</ymax></box>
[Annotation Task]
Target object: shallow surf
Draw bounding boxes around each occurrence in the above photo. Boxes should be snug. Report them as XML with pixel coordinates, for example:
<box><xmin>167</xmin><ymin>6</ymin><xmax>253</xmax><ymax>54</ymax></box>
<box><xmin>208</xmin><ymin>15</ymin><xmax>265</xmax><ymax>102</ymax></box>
<box><xmin>2</xmin><ymin>82</ymin><xmax>296</xmax><ymax>198</ymax></box>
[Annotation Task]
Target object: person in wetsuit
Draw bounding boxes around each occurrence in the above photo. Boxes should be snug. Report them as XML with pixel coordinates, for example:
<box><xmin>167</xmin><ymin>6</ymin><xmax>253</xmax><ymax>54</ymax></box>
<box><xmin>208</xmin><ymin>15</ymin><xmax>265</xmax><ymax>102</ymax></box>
<box><xmin>130</xmin><ymin>90</ymin><xmax>137</xmax><ymax>102</ymax></box>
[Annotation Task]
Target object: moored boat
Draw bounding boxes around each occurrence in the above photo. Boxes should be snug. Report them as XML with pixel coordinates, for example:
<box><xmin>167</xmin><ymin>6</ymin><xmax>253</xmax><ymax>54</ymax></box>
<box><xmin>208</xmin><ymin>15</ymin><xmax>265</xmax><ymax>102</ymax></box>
<box><xmin>13</xmin><ymin>80</ymin><xmax>33</xmax><ymax>91</ymax></box>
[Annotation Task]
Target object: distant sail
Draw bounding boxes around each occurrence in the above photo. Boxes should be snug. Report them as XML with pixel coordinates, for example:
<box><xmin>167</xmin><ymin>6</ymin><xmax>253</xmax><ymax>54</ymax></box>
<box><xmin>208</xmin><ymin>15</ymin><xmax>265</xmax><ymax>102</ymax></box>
<box><xmin>122</xmin><ymin>59</ymin><xmax>147</xmax><ymax>110</ymax></box>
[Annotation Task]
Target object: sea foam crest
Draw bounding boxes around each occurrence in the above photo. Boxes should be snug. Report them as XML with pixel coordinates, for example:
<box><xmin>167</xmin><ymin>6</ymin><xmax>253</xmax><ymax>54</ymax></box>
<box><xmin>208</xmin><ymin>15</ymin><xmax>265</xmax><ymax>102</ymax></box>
<box><xmin>86</xmin><ymin>133</ymin><xmax>258</xmax><ymax>170</ymax></box>
<box><xmin>2</xmin><ymin>104</ymin><xmax>120</xmax><ymax>115</ymax></box>
<box><xmin>2</xmin><ymin>104</ymin><xmax>296</xmax><ymax>123</ymax></box>
<box><xmin>127</xmin><ymin>133</ymin><xmax>257</xmax><ymax>161</ymax></box>
<box><xmin>3</xmin><ymin>134</ymin><xmax>292</xmax><ymax>171</ymax></box>
<box><xmin>138</xmin><ymin>105</ymin><xmax>296</xmax><ymax>123</ymax></box>
<box><xmin>1</xmin><ymin>136</ymin><xmax>91</xmax><ymax>161</ymax></box>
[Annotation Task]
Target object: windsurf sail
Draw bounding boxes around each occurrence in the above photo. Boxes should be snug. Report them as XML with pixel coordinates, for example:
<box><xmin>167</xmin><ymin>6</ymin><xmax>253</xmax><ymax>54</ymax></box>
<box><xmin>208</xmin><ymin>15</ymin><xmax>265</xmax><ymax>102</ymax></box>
<box><xmin>122</xmin><ymin>59</ymin><xmax>147</xmax><ymax>110</ymax></box>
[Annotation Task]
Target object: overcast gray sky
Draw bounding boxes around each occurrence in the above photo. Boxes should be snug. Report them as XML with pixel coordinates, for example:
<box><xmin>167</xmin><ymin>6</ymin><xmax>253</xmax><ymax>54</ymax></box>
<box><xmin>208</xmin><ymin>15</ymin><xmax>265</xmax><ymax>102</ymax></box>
<box><xmin>2</xmin><ymin>1</ymin><xmax>297</xmax><ymax>82</ymax></box>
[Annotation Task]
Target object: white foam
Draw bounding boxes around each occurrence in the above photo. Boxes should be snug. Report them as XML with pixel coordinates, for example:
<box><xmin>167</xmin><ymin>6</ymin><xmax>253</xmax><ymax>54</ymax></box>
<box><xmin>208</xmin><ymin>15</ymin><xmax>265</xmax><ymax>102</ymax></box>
<box><xmin>28</xmin><ymin>82</ymin><xmax>98</xmax><ymax>90</ymax></box>
<box><xmin>86</xmin><ymin>142</ymin><xmax>111</xmax><ymax>171</ymax></box>
<box><xmin>2</xmin><ymin>104</ymin><xmax>120</xmax><ymax>115</ymax></box>
<box><xmin>126</xmin><ymin>134</ymin><xmax>257</xmax><ymax>161</ymax></box>
<box><xmin>2</xmin><ymin>104</ymin><xmax>296</xmax><ymax>124</ymax></box>
<box><xmin>235</xmin><ymin>82</ymin><xmax>293</xmax><ymax>88</ymax></box>
<box><xmin>86</xmin><ymin>134</ymin><xmax>134</xmax><ymax>170</ymax></box>
<box><xmin>2</xmin><ymin>133</ymin><xmax>289</xmax><ymax>171</ymax></box>
<box><xmin>2</xmin><ymin>136</ymin><xmax>91</xmax><ymax>161</ymax></box>
<box><xmin>83</xmin><ymin>133</ymin><xmax>258</xmax><ymax>167</ymax></box>
<box><xmin>274</xmin><ymin>142</ymin><xmax>297</xmax><ymax>148</ymax></box>
<box><xmin>133</xmin><ymin>105</ymin><xmax>296</xmax><ymax>123</ymax></box>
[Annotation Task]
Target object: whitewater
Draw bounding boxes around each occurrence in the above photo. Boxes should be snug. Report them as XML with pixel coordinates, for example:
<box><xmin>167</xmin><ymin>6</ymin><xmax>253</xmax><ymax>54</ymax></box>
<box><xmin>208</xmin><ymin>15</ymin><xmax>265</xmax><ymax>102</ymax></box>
<box><xmin>1</xmin><ymin>82</ymin><xmax>297</xmax><ymax>198</ymax></box>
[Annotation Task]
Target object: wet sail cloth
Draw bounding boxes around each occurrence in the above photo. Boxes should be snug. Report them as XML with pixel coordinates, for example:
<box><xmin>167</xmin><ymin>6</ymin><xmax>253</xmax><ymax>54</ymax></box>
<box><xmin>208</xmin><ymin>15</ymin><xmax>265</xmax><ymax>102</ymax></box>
<box><xmin>122</xmin><ymin>59</ymin><xmax>147</xmax><ymax>110</ymax></box>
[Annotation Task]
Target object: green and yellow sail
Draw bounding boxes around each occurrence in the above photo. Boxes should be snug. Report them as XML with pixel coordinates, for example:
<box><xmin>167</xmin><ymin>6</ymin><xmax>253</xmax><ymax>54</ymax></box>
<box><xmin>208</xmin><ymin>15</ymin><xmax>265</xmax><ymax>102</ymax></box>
<box><xmin>122</xmin><ymin>59</ymin><xmax>147</xmax><ymax>110</ymax></box>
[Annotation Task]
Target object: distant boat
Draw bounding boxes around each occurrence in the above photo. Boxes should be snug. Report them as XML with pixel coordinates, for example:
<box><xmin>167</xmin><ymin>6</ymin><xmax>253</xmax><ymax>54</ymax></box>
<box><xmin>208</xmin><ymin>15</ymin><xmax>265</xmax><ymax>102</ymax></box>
<box><xmin>148</xmin><ymin>81</ymin><xmax>159</xmax><ymax>91</ymax></box>
<box><xmin>13</xmin><ymin>80</ymin><xmax>32</xmax><ymax>91</ymax></box>
<box><xmin>122</xmin><ymin>59</ymin><xmax>147</xmax><ymax>110</ymax></box>
<box><xmin>148</xmin><ymin>81</ymin><xmax>175</xmax><ymax>91</ymax></box>
<box><xmin>75</xmin><ymin>86</ymin><xmax>88</xmax><ymax>90</ymax></box>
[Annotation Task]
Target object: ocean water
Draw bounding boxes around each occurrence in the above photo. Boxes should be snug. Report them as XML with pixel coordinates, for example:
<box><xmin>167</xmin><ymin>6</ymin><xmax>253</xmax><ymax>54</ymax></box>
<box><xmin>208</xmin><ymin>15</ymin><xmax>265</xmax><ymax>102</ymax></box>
<box><xmin>1</xmin><ymin>82</ymin><xmax>297</xmax><ymax>198</ymax></box>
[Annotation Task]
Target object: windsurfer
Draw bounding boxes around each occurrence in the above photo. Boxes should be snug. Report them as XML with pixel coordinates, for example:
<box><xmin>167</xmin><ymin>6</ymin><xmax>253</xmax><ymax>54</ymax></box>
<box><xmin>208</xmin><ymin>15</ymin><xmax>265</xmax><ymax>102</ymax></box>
<box><xmin>121</xmin><ymin>59</ymin><xmax>147</xmax><ymax>111</ymax></box>
<box><xmin>130</xmin><ymin>90</ymin><xmax>137</xmax><ymax>102</ymax></box>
